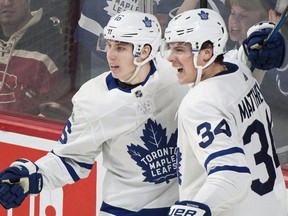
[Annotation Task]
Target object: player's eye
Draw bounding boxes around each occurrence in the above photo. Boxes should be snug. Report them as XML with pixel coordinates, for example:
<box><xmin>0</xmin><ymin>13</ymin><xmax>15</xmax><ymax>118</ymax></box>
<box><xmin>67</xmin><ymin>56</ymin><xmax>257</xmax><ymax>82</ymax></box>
<box><xmin>116</xmin><ymin>46</ymin><xmax>126</xmax><ymax>51</ymax></box>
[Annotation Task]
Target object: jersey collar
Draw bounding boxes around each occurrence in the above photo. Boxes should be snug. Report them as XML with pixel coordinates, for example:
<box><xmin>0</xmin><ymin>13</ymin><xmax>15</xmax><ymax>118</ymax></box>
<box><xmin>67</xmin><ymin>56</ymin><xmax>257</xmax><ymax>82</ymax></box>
<box><xmin>106</xmin><ymin>60</ymin><xmax>157</xmax><ymax>92</ymax></box>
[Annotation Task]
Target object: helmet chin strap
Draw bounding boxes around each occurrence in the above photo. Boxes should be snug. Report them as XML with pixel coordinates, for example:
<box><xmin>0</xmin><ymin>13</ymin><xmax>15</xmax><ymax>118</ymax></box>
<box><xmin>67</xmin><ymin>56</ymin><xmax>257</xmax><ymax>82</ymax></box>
<box><xmin>191</xmin><ymin>52</ymin><xmax>217</xmax><ymax>87</ymax></box>
<box><xmin>120</xmin><ymin>56</ymin><xmax>152</xmax><ymax>83</ymax></box>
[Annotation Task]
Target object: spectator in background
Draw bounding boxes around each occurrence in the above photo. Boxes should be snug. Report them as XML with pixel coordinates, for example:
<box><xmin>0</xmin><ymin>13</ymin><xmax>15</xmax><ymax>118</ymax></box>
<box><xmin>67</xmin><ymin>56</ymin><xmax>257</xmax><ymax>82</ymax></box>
<box><xmin>176</xmin><ymin>0</ymin><xmax>273</xmax><ymax>49</ymax></box>
<box><xmin>0</xmin><ymin>0</ymin><xmax>71</xmax><ymax>119</ymax></box>
<box><xmin>227</xmin><ymin>0</ymin><xmax>274</xmax><ymax>49</ymax></box>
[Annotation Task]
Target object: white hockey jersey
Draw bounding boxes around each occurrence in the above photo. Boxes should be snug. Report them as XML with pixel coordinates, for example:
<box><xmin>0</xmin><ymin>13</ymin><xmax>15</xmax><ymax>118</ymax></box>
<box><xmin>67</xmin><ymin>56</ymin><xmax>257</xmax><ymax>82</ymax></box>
<box><xmin>177</xmin><ymin>59</ymin><xmax>287</xmax><ymax>215</ymax></box>
<box><xmin>35</xmin><ymin>58</ymin><xmax>188</xmax><ymax>215</ymax></box>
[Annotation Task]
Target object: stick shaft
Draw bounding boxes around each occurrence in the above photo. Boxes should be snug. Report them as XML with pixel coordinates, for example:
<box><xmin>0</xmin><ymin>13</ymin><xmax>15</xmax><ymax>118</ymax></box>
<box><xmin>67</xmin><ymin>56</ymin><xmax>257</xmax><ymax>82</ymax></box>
<box><xmin>264</xmin><ymin>4</ymin><xmax>288</xmax><ymax>45</ymax></box>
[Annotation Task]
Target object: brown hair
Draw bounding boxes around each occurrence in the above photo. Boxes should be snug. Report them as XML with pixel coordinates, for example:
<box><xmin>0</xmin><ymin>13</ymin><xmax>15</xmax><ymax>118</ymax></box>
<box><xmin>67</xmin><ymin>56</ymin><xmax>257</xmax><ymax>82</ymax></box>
<box><xmin>229</xmin><ymin>0</ymin><xmax>271</xmax><ymax>19</ymax></box>
<box><xmin>201</xmin><ymin>41</ymin><xmax>224</xmax><ymax>65</ymax></box>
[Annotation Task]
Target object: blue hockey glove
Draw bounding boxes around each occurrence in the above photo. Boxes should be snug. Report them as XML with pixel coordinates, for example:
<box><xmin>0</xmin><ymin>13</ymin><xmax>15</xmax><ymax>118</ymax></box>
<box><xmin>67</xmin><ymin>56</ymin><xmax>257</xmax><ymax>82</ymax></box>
<box><xmin>0</xmin><ymin>159</ymin><xmax>43</xmax><ymax>209</ymax></box>
<box><xmin>243</xmin><ymin>22</ymin><xmax>286</xmax><ymax>70</ymax></box>
<box><xmin>168</xmin><ymin>201</ymin><xmax>211</xmax><ymax>216</ymax></box>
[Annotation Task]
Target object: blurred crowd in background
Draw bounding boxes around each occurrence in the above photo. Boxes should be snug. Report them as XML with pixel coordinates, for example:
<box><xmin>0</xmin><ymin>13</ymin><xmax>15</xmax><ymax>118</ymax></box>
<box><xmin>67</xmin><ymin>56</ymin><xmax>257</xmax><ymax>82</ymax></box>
<box><xmin>1</xmin><ymin>0</ymin><xmax>288</xmax><ymax>161</ymax></box>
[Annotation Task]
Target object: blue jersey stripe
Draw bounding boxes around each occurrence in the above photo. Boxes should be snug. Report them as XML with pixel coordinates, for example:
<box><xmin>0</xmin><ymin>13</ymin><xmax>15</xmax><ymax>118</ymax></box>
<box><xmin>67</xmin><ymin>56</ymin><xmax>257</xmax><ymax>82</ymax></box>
<box><xmin>51</xmin><ymin>151</ymin><xmax>93</xmax><ymax>182</ymax></box>
<box><xmin>208</xmin><ymin>165</ymin><xmax>251</xmax><ymax>175</ymax></box>
<box><xmin>204</xmin><ymin>147</ymin><xmax>245</xmax><ymax>170</ymax></box>
<box><xmin>100</xmin><ymin>201</ymin><xmax>170</xmax><ymax>216</ymax></box>
<box><xmin>76</xmin><ymin>161</ymin><xmax>93</xmax><ymax>170</ymax></box>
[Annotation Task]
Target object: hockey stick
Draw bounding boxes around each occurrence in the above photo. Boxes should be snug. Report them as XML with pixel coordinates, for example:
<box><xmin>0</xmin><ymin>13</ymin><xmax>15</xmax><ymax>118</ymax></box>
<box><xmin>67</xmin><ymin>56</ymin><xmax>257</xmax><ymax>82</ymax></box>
<box><xmin>251</xmin><ymin>3</ymin><xmax>288</xmax><ymax>49</ymax></box>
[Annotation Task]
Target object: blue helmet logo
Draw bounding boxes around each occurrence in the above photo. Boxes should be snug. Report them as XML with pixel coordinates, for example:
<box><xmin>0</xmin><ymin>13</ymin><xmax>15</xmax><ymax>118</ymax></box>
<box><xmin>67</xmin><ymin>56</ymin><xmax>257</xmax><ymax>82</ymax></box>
<box><xmin>198</xmin><ymin>10</ymin><xmax>209</xmax><ymax>20</ymax></box>
<box><xmin>142</xmin><ymin>16</ymin><xmax>152</xmax><ymax>27</ymax></box>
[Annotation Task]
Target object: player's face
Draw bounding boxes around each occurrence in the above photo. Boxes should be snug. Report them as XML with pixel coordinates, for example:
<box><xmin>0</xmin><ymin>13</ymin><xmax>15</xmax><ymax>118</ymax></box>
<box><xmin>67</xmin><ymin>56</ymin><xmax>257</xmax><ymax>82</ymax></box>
<box><xmin>228</xmin><ymin>4</ymin><xmax>264</xmax><ymax>44</ymax></box>
<box><xmin>106</xmin><ymin>40</ymin><xmax>136</xmax><ymax>81</ymax></box>
<box><xmin>0</xmin><ymin>0</ymin><xmax>31</xmax><ymax>27</ymax></box>
<box><xmin>167</xmin><ymin>42</ymin><xmax>197</xmax><ymax>84</ymax></box>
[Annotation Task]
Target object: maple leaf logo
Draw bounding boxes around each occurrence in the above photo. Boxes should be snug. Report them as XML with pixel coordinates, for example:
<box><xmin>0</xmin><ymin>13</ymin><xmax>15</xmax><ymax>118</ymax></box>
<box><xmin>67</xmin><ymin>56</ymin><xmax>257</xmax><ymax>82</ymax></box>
<box><xmin>127</xmin><ymin>118</ymin><xmax>177</xmax><ymax>184</ymax></box>
<box><xmin>198</xmin><ymin>10</ymin><xmax>209</xmax><ymax>20</ymax></box>
<box><xmin>142</xmin><ymin>16</ymin><xmax>152</xmax><ymax>28</ymax></box>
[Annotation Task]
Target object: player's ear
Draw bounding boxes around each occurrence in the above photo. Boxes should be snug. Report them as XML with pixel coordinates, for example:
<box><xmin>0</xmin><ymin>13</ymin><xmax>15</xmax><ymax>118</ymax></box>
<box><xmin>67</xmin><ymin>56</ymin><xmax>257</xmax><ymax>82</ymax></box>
<box><xmin>138</xmin><ymin>44</ymin><xmax>152</xmax><ymax>61</ymax></box>
<box><xmin>203</xmin><ymin>46</ymin><xmax>213</xmax><ymax>61</ymax></box>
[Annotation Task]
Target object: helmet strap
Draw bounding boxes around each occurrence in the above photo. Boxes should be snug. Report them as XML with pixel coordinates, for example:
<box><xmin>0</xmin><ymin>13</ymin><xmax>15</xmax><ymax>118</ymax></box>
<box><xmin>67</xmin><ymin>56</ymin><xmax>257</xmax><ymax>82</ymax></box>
<box><xmin>120</xmin><ymin>56</ymin><xmax>152</xmax><ymax>83</ymax></box>
<box><xmin>192</xmin><ymin>52</ymin><xmax>217</xmax><ymax>87</ymax></box>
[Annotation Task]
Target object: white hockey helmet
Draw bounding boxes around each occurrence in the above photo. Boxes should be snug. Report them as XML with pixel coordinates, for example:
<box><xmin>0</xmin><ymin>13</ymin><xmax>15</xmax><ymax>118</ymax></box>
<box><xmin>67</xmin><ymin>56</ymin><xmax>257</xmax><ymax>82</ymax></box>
<box><xmin>163</xmin><ymin>8</ymin><xmax>228</xmax><ymax>86</ymax></box>
<box><xmin>164</xmin><ymin>8</ymin><xmax>227</xmax><ymax>57</ymax></box>
<box><xmin>102</xmin><ymin>10</ymin><xmax>161</xmax><ymax>62</ymax></box>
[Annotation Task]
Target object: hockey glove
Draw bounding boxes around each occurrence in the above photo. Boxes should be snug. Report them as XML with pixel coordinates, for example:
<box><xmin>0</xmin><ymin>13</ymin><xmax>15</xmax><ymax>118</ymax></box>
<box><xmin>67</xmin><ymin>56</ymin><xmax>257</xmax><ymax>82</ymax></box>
<box><xmin>243</xmin><ymin>22</ymin><xmax>286</xmax><ymax>70</ymax></box>
<box><xmin>168</xmin><ymin>201</ymin><xmax>211</xmax><ymax>216</ymax></box>
<box><xmin>0</xmin><ymin>158</ymin><xmax>43</xmax><ymax>209</ymax></box>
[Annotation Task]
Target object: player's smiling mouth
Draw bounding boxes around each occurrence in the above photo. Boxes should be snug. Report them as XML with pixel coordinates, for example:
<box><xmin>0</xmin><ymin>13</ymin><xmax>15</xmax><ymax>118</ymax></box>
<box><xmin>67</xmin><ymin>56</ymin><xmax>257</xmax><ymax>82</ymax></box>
<box><xmin>110</xmin><ymin>65</ymin><xmax>119</xmax><ymax>69</ymax></box>
<box><xmin>230</xmin><ymin>27</ymin><xmax>240</xmax><ymax>32</ymax></box>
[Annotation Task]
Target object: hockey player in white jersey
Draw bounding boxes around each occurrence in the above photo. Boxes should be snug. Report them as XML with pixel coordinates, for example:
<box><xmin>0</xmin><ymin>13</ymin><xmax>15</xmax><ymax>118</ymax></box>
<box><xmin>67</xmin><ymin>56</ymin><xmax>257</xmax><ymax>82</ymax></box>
<box><xmin>162</xmin><ymin>8</ymin><xmax>288</xmax><ymax>216</ymax></box>
<box><xmin>0</xmin><ymin>11</ymin><xmax>188</xmax><ymax>215</ymax></box>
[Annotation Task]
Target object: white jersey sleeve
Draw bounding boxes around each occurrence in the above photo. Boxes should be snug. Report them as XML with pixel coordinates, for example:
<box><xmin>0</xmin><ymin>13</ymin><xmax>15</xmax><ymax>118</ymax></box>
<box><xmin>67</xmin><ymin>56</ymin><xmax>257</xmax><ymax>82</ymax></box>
<box><xmin>36</xmin><ymin>74</ymin><xmax>109</xmax><ymax>189</ymax></box>
<box><xmin>225</xmin><ymin>47</ymin><xmax>267</xmax><ymax>84</ymax></box>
